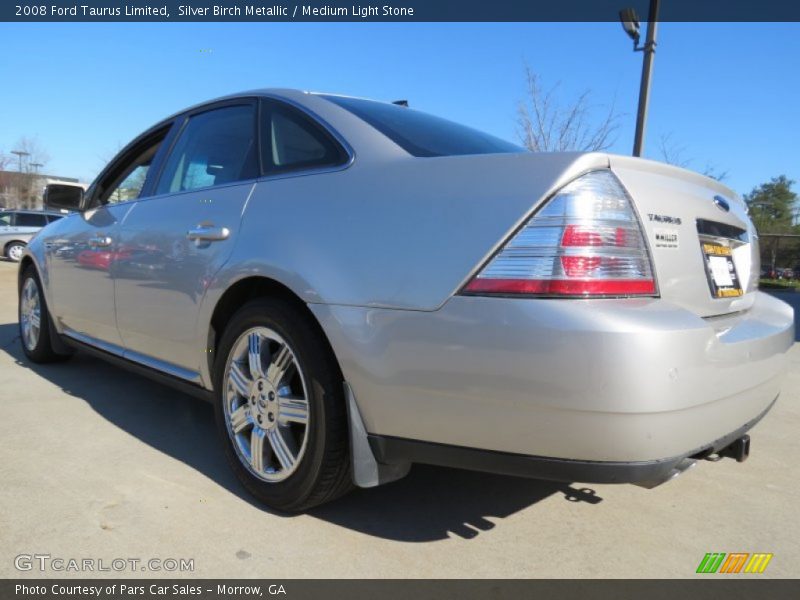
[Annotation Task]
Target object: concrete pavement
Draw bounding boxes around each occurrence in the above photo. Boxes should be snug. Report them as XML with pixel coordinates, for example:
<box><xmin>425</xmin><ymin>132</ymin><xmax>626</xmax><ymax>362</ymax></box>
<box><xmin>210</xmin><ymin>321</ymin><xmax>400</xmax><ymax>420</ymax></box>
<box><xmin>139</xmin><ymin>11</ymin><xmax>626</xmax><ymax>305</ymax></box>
<box><xmin>0</xmin><ymin>259</ymin><xmax>798</xmax><ymax>578</ymax></box>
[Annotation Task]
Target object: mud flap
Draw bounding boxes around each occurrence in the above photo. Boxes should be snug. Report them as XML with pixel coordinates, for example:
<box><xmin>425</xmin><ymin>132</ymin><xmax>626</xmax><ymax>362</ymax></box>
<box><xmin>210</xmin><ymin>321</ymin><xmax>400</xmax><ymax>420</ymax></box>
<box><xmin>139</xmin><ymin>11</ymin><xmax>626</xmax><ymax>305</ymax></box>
<box><xmin>345</xmin><ymin>382</ymin><xmax>410</xmax><ymax>488</ymax></box>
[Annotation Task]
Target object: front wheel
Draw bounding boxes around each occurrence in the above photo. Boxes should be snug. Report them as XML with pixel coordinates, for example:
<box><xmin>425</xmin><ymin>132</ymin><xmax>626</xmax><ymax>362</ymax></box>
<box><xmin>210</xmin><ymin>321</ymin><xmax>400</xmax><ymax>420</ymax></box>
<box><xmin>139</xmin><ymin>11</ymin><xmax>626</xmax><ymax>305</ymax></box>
<box><xmin>213</xmin><ymin>297</ymin><xmax>352</xmax><ymax>512</ymax></box>
<box><xmin>19</xmin><ymin>267</ymin><xmax>72</xmax><ymax>363</ymax></box>
<box><xmin>6</xmin><ymin>242</ymin><xmax>25</xmax><ymax>262</ymax></box>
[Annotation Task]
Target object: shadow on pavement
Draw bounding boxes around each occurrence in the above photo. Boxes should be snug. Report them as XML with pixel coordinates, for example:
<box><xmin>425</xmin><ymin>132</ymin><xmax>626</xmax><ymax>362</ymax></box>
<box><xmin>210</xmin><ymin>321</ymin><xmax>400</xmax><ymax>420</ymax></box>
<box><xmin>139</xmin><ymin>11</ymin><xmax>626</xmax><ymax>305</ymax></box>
<box><xmin>0</xmin><ymin>321</ymin><xmax>602</xmax><ymax>542</ymax></box>
<box><xmin>311</xmin><ymin>470</ymin><xmax>601</xmax><ymax>541</ymax></box>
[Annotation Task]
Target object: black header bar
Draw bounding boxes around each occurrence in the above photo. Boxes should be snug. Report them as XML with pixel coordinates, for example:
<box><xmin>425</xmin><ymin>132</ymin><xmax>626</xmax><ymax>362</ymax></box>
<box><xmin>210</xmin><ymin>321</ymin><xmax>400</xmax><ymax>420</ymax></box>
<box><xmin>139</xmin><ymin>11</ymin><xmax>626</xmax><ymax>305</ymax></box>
<box><xmin>4</xmin><ymin>0</ymin><xmax>800</xmax><ymax>22</ymax></box>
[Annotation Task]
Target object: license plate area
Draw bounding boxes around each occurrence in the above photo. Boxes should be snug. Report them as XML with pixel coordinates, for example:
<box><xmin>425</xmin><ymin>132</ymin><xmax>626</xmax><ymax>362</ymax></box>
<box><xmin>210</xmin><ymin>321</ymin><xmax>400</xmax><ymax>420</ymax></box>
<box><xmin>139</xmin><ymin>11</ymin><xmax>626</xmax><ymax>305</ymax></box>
<box><xmin>701</xmin><ymin>242</ymin><xmax>743</xmax><ymax>298</ymax></box>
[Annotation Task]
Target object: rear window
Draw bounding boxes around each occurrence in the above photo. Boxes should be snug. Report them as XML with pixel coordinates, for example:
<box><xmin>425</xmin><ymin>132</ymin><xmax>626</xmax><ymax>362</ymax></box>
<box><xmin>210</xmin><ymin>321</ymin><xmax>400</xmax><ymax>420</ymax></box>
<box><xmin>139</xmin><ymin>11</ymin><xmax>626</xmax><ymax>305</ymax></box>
<box><xmin>321</xmin><ymin>95</ymin><xmax>523</xmax><ymax>158</ymax></box>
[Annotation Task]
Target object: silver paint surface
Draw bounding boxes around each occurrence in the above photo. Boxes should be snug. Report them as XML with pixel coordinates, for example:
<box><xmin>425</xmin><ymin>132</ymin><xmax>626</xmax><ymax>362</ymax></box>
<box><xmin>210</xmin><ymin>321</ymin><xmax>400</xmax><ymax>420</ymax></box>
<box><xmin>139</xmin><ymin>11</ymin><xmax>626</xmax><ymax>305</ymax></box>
<box><xmin>22</xmin><ymin>89</ymin><xmax>794</xmax><ymax>465</ymax></box>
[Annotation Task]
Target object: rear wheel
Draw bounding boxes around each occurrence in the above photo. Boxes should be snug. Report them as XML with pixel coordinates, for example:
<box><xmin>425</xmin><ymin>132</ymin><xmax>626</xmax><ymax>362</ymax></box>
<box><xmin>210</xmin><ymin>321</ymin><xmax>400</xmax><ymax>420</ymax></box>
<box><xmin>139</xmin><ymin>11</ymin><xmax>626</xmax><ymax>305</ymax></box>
<box><xmin>19</xmin><ymin>267</ymin><xmax>72</xmax><ymax>363</ymax></box>
<box><xmin>6</xmin><ymin>242</ymin><xmax>25</xmax><ymax>262</ymax></box>
<box><xmin>213</xmin><ymin>297</ymin><xmax>352</xmax><ymax>511</ymax></box>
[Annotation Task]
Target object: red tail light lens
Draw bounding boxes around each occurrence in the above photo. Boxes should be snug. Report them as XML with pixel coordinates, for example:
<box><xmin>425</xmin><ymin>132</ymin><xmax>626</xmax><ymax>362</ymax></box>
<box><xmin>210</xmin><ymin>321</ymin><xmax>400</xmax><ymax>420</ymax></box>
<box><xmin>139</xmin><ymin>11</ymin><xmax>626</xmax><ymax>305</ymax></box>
<box><xmin>462</xmin><ymin>170</ymin><xmax>656</xmax><ymax>298</ymax></box>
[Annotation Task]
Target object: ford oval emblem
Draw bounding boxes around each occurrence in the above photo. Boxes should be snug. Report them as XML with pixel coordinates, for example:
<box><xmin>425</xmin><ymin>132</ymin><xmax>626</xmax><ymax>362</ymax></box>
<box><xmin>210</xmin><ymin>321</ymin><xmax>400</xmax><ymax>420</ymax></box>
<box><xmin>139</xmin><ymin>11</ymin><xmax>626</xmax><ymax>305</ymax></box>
<box><xmin>713</xmin><ymin>195</ymin><xmax>730</xmax><ymax>212</ymax></box>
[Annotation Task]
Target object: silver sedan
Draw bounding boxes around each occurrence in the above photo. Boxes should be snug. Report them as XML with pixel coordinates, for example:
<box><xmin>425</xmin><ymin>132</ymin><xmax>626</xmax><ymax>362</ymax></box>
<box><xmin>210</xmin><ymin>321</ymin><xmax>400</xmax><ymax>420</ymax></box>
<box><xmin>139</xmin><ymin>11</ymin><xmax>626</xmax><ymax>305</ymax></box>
<box><xmin>19</xmin><ymin>90</ymin><xmax>794</xmax><ymax>511</ymax></box>
<box><xmin>1</xmin><ymin>209</ymin><xmax>64</xmax><ymax>261</ymax></box>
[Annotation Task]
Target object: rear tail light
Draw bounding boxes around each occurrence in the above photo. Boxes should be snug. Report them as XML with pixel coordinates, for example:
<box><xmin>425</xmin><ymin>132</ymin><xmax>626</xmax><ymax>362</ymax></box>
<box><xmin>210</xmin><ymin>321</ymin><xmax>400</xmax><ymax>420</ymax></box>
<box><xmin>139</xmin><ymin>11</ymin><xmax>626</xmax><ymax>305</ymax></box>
<box><xmin>462</xmin><ymin>170</ymin><xmax>656</xmax><ymax>297</ymax></box>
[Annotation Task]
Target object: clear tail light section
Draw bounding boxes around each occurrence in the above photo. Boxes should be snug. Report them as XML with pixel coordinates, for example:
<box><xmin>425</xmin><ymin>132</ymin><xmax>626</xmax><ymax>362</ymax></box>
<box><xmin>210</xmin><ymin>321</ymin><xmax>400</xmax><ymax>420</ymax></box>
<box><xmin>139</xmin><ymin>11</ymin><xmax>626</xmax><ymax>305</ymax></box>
<box><xmin>463</xmin><ymin>170</ymin><xmax>657</xmax><ymax>297</ymax></box>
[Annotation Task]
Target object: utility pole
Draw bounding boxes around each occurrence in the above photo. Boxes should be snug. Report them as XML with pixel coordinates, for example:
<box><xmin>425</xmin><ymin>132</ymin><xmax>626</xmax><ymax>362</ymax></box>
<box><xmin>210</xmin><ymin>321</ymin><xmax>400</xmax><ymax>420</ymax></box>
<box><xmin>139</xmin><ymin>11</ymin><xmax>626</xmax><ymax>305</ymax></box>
<box><xmin>619</xmin><ymin>0</ymin><xmax>661</xmax><ymax>157</ymax></box>
<box><xmin>10</xmin><ymin>150</ymin><xmax>30</xmax><ymax>209</ymax></box>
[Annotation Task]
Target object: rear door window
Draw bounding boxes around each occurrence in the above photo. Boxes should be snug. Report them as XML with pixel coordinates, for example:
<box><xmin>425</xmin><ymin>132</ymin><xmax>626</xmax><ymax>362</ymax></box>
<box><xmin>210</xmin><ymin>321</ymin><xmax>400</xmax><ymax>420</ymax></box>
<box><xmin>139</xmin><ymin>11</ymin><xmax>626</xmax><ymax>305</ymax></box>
<box><xmin>156</xmin><ymin>104</ymin><xmax>258</xmax><ymax>195</ymax></box>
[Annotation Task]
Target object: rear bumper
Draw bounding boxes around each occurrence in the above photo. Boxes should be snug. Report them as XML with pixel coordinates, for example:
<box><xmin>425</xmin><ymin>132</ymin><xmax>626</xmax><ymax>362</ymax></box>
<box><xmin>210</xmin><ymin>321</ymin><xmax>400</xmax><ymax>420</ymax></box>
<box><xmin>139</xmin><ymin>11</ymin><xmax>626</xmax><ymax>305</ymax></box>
<box><xmin>369</xmin><ymin>396</ymin><xmax>775</xmax><ymax>484</ymax></box>
<box><xmin>312</xmin><ymin>290</ymin><xmax>793</xmax><ymax>464</ymax></box>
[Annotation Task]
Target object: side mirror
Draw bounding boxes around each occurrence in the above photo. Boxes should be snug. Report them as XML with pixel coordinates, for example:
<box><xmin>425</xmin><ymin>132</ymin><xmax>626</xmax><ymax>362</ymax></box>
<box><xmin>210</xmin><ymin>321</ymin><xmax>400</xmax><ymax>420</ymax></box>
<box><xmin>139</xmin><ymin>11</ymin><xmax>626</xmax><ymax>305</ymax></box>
<box><xmin>44</xmin><ymin>184</ymin><xmax>84</xmax><ymax>212</ymax></box>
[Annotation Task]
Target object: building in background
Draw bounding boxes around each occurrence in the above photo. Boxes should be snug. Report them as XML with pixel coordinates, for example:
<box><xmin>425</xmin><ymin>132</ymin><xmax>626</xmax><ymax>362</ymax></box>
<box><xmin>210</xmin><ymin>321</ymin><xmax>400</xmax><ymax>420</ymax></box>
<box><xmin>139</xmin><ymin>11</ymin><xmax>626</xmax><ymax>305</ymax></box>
<box><xmin>0</xmin><ymin>171</ymin><xmax>87</xmax><ymax>210</ymax></box>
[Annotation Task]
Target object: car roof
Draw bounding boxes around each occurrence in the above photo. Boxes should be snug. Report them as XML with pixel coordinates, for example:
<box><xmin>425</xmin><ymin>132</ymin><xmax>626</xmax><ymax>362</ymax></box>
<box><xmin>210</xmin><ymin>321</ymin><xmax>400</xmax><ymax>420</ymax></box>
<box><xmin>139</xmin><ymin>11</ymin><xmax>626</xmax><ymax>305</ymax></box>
<box><xmin>155</xmin><ymin>88</ymin><xmax>395</xmax><ymax>127</ymax></box>
<box><xmin>156</xmin><ymin>88</ymin><xmax>307</xmax><ymax>123</ymax></box>
<box><xmin>2</xmin><ymin>209</ymin><xmax>64</xmax><ymax>215</ymax></box>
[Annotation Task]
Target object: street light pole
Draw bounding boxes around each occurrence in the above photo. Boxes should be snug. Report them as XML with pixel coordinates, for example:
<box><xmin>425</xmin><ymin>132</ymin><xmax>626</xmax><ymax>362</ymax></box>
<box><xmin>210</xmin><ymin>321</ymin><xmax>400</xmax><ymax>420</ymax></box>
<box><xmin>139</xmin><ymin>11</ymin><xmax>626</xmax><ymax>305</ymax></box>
<box><xmin>632</xmin><ymin>0</ymin><xmax>660</xmax><ymax>157</ymax></box>
<box><xmin>9</xmin><ymin>150</ymin><xmax>31</xmax><ymax>209</ymax></box>
<box><xmin>11</xmin><ymin>150</ymin><xmax>30</xmax><ymax>172</ymax></box>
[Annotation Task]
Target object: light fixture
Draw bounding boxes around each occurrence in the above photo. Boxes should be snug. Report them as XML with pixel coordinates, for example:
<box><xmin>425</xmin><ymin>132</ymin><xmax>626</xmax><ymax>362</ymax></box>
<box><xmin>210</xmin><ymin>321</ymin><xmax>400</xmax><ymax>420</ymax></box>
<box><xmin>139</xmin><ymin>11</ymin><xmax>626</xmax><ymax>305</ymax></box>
<box><xmin>619</xmin><ymin>8</ymin><xmax>641</xmax><ymax>46</ymax></box>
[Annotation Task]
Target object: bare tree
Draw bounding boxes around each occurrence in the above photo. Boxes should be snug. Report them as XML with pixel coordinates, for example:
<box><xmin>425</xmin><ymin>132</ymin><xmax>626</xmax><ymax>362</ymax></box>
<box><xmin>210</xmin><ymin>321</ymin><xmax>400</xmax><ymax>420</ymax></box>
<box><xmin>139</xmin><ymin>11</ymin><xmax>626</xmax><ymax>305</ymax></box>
<box><xmin>658</xmin><ymin>132</ymin><xmax>728</xmax><ymax>182</ymax></box>
<box><xmin>657</xmin><ymin>132</ymin><xmax>690</xmax><ymax>168</ymax></box>
<box><xmin>516</xmin><ymin>63</ymin><xmax>621</xmax><ymax>153</ymax></box>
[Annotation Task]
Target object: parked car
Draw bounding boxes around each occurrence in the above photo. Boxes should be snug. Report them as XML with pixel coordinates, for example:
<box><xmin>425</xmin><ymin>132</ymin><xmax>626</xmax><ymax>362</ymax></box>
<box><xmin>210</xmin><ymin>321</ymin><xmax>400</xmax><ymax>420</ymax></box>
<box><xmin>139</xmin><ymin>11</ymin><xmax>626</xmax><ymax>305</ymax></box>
<box><xmin>0</xmin><ymin>209</ymin><xmax>64</xmax><ymax>261</ymax></box>
<box><xmin>19</xmin><ymin>90</ymin><xmax>794</xmax><ymax>511</ymax></box>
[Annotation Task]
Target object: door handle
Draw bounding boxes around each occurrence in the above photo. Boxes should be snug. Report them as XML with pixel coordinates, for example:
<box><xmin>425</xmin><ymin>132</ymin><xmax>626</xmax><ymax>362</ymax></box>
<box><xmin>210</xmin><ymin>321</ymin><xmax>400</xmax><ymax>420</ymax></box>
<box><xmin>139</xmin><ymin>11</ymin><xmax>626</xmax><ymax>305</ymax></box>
<box><xmin>88</xmin><ymin>235</ymin><xmax>113</xmax><ymax>247</ymax></box>
<box><xmin>186</xmin><ymin>225</ymin><xmax>230</xmax><ymax>243</ymax></box>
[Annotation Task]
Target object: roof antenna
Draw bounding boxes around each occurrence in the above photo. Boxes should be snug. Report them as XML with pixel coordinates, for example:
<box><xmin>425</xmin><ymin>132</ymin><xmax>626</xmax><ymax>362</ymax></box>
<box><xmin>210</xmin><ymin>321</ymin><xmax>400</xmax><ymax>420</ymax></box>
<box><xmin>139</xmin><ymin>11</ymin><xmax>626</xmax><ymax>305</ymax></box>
<box><xmin>392</xmin><ymin>100</ymin><xmax>409</xmax><ymax>107</ymax></box>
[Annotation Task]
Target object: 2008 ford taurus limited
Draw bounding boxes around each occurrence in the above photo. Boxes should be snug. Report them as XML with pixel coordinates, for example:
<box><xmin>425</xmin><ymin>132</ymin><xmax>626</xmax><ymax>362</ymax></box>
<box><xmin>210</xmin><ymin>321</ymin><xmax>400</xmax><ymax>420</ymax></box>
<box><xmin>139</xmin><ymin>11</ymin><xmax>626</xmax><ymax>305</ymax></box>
<box><xmin>18</xmin><ymin>90</ymin><xmax>794</xmax><ymax>511</ymax></box>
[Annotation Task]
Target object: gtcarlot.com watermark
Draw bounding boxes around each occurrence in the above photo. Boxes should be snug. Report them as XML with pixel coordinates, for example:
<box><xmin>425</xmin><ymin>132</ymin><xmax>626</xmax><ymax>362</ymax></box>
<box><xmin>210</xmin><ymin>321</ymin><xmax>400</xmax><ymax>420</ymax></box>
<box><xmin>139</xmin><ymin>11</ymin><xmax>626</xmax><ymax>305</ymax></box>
<box><xmin>14</xmin><ymin>554</ymin><xmax>194</xmax><ymax>573</ymax></box>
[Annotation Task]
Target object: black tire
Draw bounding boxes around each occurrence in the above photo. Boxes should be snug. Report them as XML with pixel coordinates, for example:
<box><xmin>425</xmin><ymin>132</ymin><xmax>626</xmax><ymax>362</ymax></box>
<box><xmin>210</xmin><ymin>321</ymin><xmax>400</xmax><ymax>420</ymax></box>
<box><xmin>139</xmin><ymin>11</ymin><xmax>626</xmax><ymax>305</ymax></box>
<box><xmin>19</xmin><ymin>266</ymin><xmax>73</xmax><ymax>363</ymax></box>
<box><xmin>212</xmin><ymin>297</ymin><xmax>352</xmax><ymax>512</ymax></box>
<box><xmin>6</xmin><ymin>241</ymin><xmax>26</xmax><ymax>262</ymax></box>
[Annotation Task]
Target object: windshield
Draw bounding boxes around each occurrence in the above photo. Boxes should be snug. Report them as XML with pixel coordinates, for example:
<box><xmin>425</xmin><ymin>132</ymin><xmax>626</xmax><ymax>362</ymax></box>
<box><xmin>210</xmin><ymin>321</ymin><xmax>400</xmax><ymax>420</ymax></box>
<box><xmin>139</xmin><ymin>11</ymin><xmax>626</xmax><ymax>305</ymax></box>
<box><xmin>321</xmin><ymin>95</ymin><xmax>524</xmax><ymax>158</ymax></box>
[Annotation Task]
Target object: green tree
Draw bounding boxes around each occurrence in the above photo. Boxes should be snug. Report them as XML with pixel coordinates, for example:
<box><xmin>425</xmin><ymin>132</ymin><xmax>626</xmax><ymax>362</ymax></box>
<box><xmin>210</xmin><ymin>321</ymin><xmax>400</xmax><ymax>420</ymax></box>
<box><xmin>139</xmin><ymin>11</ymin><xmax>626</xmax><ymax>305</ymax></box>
<box><xmin>744</xmin><ymin>176</ymin><xmax>798</xmax><ymax>272</ymax></box>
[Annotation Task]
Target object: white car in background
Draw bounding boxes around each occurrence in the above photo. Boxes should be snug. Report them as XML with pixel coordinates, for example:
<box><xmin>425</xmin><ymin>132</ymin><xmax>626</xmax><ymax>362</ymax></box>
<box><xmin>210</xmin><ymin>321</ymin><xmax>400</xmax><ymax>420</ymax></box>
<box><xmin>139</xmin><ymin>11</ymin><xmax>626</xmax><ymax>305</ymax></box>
<box><xmin>0</xmin><ymin>209</ymin><xmax>65</xmax><ymax>261</ymax></box>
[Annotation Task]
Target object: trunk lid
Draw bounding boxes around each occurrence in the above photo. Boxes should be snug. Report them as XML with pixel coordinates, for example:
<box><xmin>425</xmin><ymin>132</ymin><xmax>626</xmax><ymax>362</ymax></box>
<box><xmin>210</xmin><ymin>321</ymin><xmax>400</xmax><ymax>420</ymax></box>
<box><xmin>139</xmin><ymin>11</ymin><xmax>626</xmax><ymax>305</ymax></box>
<box><xmin>610</xmin><ymin>155</ymin><xmax>758</xmax><ymax>317</ymax></box>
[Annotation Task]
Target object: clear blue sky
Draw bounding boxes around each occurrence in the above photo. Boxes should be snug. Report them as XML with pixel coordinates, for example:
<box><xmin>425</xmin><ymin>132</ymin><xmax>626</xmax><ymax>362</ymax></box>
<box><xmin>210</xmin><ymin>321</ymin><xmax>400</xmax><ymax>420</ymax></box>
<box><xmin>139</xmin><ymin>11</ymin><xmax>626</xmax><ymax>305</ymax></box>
<box><xmin>0</xmin><ymin>22</ymin><xmax>797</xmax><ymax>196</ymax></box>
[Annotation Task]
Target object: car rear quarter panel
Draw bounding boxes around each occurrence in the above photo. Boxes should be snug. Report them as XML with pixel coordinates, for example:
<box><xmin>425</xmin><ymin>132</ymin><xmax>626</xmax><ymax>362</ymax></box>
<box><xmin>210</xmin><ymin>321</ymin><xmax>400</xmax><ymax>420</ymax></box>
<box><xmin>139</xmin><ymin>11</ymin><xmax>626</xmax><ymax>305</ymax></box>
<box><xmin>208</xmin><ymin>151</ymin><xmax>611</xmax><ymax>309</ymax></box>
<box><xmin>310</xmin><ymin>291</ymin><xmax>793</xmax><ymax>462</ymax></box>
<box><xmin>194</xmin><ymin>152</ymin><xmax>610</xmax><ymax>383</ymax></box>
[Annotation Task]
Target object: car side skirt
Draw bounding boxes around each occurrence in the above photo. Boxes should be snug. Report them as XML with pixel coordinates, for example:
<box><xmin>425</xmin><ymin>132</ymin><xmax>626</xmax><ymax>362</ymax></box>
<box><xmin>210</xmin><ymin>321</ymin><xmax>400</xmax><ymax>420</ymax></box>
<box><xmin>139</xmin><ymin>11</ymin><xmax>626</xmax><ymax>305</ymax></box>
<box><xmin>62</xmin><ymin>335</ymin><xmax>214</xmax><ymax>403</ymax></box>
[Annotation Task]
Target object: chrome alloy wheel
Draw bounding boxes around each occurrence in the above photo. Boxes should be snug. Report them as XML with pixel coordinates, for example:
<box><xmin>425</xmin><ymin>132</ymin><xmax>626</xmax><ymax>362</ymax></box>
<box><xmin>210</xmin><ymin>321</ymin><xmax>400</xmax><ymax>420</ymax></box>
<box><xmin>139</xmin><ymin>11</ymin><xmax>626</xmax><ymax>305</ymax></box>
<box><xmin>20</xmin><ymin>278</ymin><xmax>42</xmax><ymax>352</ymax></box>
<box><xmin>223</xmin><ymin>327</ymin><xmax>310</xmax><ymax>482</ymax></box>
